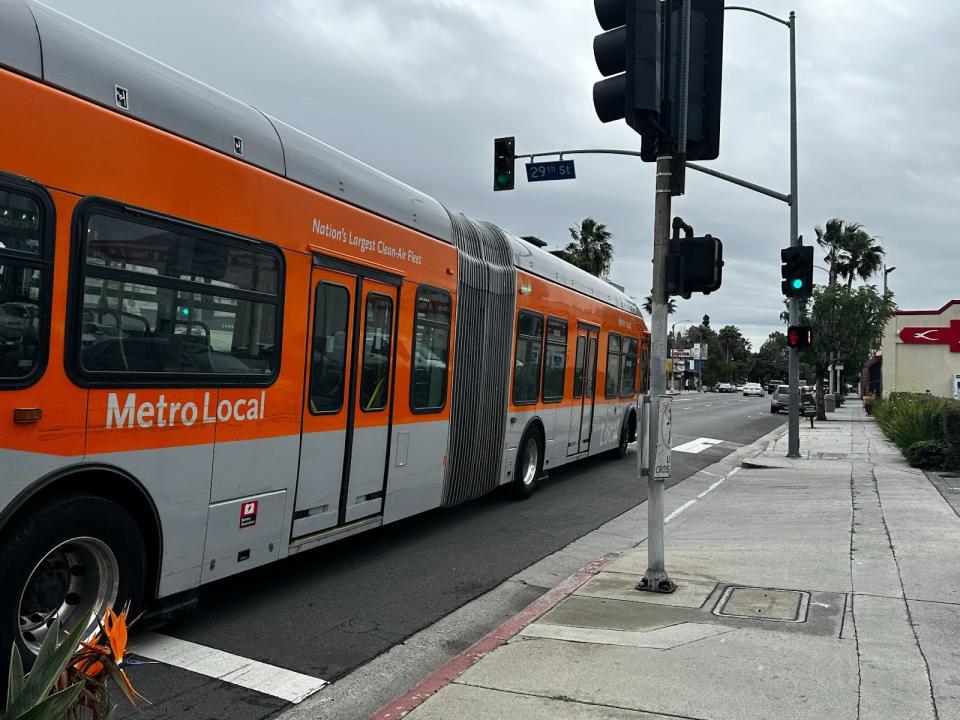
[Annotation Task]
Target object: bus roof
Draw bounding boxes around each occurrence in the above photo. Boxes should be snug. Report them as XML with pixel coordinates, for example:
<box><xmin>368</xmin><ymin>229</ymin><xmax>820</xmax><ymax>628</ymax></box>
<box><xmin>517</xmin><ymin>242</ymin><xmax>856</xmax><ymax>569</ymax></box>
<box><xmin>0</xmin><ymin>0</ymin><xmax>641</xmax><ymax>319</ymax></box>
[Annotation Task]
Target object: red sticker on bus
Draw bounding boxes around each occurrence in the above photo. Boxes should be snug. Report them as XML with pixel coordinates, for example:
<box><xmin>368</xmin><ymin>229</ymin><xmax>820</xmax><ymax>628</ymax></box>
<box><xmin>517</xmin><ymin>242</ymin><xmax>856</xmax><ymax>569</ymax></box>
<box><xmin>239</xmin><ymin>500</ymin><xmax>258</xmax><ymax>528</ymax></box>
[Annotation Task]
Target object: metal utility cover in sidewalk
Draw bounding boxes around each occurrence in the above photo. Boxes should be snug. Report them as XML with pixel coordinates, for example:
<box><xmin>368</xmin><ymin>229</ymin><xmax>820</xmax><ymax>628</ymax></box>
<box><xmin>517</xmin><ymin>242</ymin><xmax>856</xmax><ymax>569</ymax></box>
<box><xmin>714</xmin><ymin>586</ymin><xmax>810</xmax><ymax>623</ymax></box>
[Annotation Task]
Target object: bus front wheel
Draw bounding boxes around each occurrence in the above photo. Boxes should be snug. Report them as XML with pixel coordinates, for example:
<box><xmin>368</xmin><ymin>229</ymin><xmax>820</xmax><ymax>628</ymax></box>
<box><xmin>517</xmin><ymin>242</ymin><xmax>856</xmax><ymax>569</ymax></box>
<box><xmin>0</xmin><ymin>493</ymin><xmax>146</xmax><ymax>671</ymax></box>
<box><xmin>512</xmin><ymin>426</ymin><xmax>544</xmax><ymax>500</ymax></box>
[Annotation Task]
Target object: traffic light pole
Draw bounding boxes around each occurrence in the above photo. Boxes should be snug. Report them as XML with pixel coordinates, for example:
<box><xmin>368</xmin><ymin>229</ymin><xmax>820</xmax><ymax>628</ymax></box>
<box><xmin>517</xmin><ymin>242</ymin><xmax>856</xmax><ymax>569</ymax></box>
<box><xmin>786</xmin><ymin>11</ymin><xmax>800</xmax><ymax>457</ymax></box>
<box><xmin>638</xmin><ymin>153</ymin><xmax>676</xmax><ymax>594</ymax></box>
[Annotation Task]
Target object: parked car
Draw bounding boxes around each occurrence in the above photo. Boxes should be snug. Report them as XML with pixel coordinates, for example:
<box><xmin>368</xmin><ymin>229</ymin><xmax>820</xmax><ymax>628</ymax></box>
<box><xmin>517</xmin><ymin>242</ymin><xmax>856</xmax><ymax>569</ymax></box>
<box><xmin>770</xmin><ymin>385</ymin><xmax>791</xmax><ymax>412</ymax></box>
<box><xmin>742</xmin><ymin>382</ymin><xmax>764</xmax><ymax>397</ymax></box>
<box><xmin>771</xmin><ymin>385</ymin><xmax>818</xmax><ymax>413</ymax></box>
<box><xmin>766</xmin><ymin>379</ymin><xmax>784</xmax><ymax>394</ymax></box>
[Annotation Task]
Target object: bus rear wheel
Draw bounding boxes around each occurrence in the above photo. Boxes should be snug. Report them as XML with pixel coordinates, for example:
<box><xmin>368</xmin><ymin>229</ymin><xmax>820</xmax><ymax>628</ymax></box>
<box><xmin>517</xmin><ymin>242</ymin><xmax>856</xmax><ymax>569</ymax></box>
<box><xmin>0</xmin><ymin>493</ymin><xmax>146</xmax><ymax>671</ymax></box>
<box><xmin>512</xmin><ymin>427</ymin><xmax>544</xmax><ymax>500</ymax></box>
<box><xmin>612</xmin><ymin>412</ymin><xmax>635</xmax><ymax>459</ymax></box>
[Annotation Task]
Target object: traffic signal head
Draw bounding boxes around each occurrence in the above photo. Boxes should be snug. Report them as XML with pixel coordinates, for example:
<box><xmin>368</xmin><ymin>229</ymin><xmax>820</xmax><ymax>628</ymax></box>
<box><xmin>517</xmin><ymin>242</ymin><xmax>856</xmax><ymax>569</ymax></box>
<box><xmin>493</xmin><ymin>136</ymin><xmax>515</xmax><ymax>191</ymax></box>
<box><xmin>659</xmin><ymin>0</ymin><xmax>725</xmax><ymax>161</ymax></box>
<box><xmin>592</xmin><ymin>0</ymin><xmax>663</xmax><ymax>156</ymax></box>
<box><xmin>665</xmin><ymin>234</ymin><xmax>724</xmax><ymax>299</ymax></box>
<box><xmin>787</xmin><ymin>325</ymin><xmax>812</xmax><ymax>350</ymax></box>
<box><xmin>781</xmin><ymin>245</ymin><xmax>814</xmax><ymax>298</ymax></box>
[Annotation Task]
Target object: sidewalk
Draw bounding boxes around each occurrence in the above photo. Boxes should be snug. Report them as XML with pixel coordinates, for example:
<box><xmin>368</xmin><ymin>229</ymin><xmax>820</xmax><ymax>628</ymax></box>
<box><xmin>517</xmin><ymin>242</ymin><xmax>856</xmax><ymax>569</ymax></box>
<box><xmin>391</xmin><ymin>401</ymin><xmax>960</xmax><ymax>719</ymax></box>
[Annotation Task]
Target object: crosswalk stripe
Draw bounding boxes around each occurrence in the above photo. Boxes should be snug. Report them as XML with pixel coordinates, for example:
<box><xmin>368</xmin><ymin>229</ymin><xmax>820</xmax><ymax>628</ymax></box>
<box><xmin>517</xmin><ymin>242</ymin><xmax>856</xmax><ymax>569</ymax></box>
<box><xmin>132</xmin><ymin>632</ymin><xmax>327</xmax><ymax>704</ymax></box>
<box><xmin>672</xmin><ymin>437</ymin><xmax>725</xmax><ymax>454</ymax></box>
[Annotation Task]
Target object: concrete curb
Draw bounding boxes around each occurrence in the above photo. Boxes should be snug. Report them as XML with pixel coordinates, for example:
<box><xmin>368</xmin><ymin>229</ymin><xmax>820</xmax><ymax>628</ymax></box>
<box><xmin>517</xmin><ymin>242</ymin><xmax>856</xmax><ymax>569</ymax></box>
<box><xmin>369</xmin><ymin>553</ymin><xmax>619</xmax><ymax>719</ymax></box>
<box><xmin>739</xmin><ymin>423</ymin><xmax>789</xmax><ymax>468</ymax></box>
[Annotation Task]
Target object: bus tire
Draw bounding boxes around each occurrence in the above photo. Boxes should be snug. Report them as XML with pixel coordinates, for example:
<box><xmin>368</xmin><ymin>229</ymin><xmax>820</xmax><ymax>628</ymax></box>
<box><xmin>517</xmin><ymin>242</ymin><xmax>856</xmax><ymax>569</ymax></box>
<box><xmin>0</xmin><ymin>493</ymin><xmax>146</xmax><ymax>672</ymax></box>
<box><xmin>512</xmin><ymin>425</ymin><xmax>544</xmax><ymax>500</ymax></box>
<box><xmin>612</xmin><ymin>411</ymin><xmax>635</xmax><ymax>459</ymax></box>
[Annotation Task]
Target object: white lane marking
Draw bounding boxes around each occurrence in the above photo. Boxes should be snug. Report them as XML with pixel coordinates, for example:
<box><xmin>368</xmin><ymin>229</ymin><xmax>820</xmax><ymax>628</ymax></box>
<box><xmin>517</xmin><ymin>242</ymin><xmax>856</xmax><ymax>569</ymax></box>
<box><xmin>705</xmin><ymin>404</ymin><xmax>712</xmax><ymax>407</ymax></box>
<box><xmin>664</xmin><ymin>499</ymin><xmax>697</xmax><ymax>523</ymax></box>
<box><xmin>683</xmin><ymin>406</ymin><xmax>693</xmax><ymax>410</ymax></box>
<box><xmin>666</xmin><ymin>466</ymin><xmax>738</xmax><ymax>523</ymax></box>
<box><xmin>133</xmin><ymin>632</ymin><xmax>327</xmax><ymax>703</ymax></box>
<box><xmin>673</xmin><ymin>437</ymin><xmax>724</xmax><ymax>454</ymax></box>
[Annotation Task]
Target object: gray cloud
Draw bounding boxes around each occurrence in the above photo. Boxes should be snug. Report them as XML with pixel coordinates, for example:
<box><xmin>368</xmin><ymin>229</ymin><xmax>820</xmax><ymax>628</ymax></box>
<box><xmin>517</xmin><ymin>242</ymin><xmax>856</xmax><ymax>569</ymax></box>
<box><xmin>41</xmin><ymin>0</ymin><xmax>960</xmax><ymax>347</ymax></box>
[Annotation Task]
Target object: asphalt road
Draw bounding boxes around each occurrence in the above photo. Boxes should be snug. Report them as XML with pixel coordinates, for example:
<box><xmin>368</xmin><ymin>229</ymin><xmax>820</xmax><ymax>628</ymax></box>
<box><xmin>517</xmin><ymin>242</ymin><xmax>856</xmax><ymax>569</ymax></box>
<box><xmin>119</xmin><ymin>392</ymin><xmax>783</xmax><ymax>719</ymax></box>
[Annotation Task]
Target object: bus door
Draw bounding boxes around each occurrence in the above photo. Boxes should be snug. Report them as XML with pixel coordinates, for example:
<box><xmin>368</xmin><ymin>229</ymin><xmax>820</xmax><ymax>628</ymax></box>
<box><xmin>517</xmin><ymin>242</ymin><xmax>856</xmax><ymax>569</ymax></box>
<box><xmin>293</xmin><ymin>259</ymin><xmax>399</xmax><ymax>539</ymax></box>
<box><xmin>568</xmin><ymin>325</ymin><xmax>599</xmax><ymax>455</ymax></box>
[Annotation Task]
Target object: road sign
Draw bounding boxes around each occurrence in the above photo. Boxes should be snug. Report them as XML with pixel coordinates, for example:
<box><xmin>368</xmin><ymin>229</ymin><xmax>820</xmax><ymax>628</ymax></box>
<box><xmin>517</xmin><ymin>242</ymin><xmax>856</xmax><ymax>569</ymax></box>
<box><xmin>654</xmin><ymin>396</ymin><xmax>673</xmax><ymax>479</ymax></box>
<box><xmin>670</xmin><ymin>348</ymin><xmax>692</xmax><ymax>359</ymax></box>
<box><xmin>525</xmin><ymin>160</ymin><xmax>576</xmax><ymax>182</ymax></box>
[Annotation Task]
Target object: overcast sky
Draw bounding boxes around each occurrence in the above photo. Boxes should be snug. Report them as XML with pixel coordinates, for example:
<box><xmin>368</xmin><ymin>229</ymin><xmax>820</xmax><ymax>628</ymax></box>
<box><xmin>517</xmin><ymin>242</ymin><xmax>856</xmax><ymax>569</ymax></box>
<box><xmin>40</xmin><ymin>0</ymin><xmax>960</xmax><ymax>348</ymax></box>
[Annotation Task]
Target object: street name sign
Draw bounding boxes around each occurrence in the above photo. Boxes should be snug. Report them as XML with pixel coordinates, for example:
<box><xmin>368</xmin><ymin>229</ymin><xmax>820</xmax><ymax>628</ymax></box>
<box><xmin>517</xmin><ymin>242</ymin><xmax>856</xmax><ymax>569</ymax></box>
<box><xmin>525</xmin><ymin>159</ymin><xmax>576</xmax><ymax>182</ymax></box>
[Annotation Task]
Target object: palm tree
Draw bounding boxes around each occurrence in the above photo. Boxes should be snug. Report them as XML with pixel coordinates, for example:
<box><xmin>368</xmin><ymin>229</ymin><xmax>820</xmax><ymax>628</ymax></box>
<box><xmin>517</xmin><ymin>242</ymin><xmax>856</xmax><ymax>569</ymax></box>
<box><xmin>642</xmin><ymin>295</ymin><xmax>676</xmax><ymax>316</ymax></box>
<box><xmin>839</xmin><ymin>231</ymin><xmax>884</xmax><ymax>288</ymax></box>
<box><xmin>814</xmin><ymin>219</ymin><xmax>884</xmax><ymax>287</ymax></box>
<box><xmin>564</xmin><ymin>218</ymin><xmax>614</xmax><ymax>278</ymax></box>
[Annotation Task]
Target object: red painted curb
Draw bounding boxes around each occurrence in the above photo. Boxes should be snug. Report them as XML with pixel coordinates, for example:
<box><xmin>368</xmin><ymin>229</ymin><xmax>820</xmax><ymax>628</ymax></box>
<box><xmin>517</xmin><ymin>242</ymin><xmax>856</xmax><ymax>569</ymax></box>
<box><xmin>369</xmin><ymin>552</ymin><xmax>619</xmax><ymax>720</ymax></box>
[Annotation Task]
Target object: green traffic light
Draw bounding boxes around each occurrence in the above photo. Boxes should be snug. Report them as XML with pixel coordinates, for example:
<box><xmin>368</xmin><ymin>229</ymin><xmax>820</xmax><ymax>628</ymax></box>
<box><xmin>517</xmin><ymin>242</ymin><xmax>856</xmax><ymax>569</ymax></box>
<box><xmin>792</xmin><ymin>278</ymin><xmax>804</xmax><ymax>290</ymax></box>
<box><xmin>496</xmin><ymin>172</ymin><xmax>511</xmax><ymax>188</ymax></box>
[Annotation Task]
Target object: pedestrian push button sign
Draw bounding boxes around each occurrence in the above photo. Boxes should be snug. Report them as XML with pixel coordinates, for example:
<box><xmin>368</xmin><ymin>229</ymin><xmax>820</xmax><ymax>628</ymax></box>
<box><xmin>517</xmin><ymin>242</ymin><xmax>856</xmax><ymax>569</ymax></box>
<box><xmin>239</xmin><ymin>500</ymin><xmax>259</xmax><ymax>528</ymax></box>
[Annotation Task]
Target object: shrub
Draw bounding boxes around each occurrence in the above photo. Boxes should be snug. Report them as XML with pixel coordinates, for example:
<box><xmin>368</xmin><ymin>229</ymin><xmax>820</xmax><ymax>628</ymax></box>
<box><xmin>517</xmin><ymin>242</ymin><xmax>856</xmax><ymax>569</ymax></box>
<box><xmin>873</xmin><ymin>393</ymin><xmax>946</xmax><ymax>451</ymax></box>
<box><xmin>942</xmin><ymin>401</ymin><xmax>960</xmax><ymax>469</ymax></box>
<box><xmin>904</xmin><ymin>440</ymin><xmax>949</xmax><ymax>470</ymax></box>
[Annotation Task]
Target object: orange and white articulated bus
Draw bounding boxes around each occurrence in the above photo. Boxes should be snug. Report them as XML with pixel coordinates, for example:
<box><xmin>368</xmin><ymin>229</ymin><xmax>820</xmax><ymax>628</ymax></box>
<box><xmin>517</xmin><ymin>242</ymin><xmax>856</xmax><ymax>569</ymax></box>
<box><xmin>0</xmin><ymin>0</ymin><xmax>649</xmax><ymax>662</ymax></box>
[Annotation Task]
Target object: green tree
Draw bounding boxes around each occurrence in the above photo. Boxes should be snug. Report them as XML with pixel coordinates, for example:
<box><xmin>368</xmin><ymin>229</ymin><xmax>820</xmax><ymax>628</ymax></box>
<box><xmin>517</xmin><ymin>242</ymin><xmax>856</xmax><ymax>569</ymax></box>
<box><xmin>803</xmin><ymin>284</ymin><xmax>894</xmax><ymax>419</ymax></box>
<box><xmin>716</xmin><ymin>325</ymin><xmax>751</xmax><ymax>362</ymax></box>
<box><xmin>752</xmin><ymin>331</ymin><xmax>789</xmax><ymax>384</ymax></box>
<box><xmin>562</xmin><ymin>218</ymin><xmax>614</xmax><ymax>278</ymax></box>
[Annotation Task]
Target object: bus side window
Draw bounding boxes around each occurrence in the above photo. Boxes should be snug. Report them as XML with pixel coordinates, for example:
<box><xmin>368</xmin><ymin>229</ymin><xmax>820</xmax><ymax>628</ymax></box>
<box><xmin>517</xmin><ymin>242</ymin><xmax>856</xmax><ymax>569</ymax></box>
<box><xmin>541</xmin><ymin>317</ymin><xmax>567</xmax><ymax>403</ymax></box>
<box><xmin>410</xmin><ymin>286</ymin><xmax>450</xmax><ymax>412</ymax></box>
<box><xmin>620</xmin><ymin>337</ymin><xmax>638</xmax><ymax>396</ymax></box>
<box><xmin>309</xmin><ymin>283</ymin><xmax>349</xmax><ymax>413</ymax></box>
<box><xmin>74</xmin><ymin>205</ymin><xmax>282</xmax><ymax>383</ymax></box>
<box><xmin>0</xmin><ymin>182</ymin><xmax>52</xmax><ymax>386</ymax></box>
<box><xmin>512</xmin><ymin>310</ymin><xmax>543</xmax><ymax>405</ymax></box>
<box><xmin>605</xmin><ymin>333</ymin><xmax>622</xmax><ymax>398</ymax></box>
<box><xmin>360</xmin><ymin>293</ymin><xmax>393</xmax><ymax>412</ymax></box>
<box><xmin>573</xmin><ymin>336</ymin><xmax>586</xmax><ymax>399</ymax></box>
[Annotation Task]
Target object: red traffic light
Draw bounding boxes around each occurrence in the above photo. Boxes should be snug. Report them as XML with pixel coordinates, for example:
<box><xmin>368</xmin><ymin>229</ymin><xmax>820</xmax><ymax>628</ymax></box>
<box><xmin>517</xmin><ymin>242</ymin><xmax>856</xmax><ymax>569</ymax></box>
<box><xmin>787</xmin><ymin>325</ymin><xmax>812</xmax><ymax>349</ymax></box>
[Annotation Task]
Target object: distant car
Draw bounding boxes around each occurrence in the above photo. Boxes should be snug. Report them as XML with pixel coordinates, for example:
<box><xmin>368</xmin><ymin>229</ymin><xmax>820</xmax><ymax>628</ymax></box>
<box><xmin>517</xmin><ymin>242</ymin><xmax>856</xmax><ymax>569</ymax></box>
<box><xmin>743</xmin><ymin>382</ymin><xmax>764</xmax><ymax>397</ymax></box>
<box><xmin>717</xmin><ymin>382</ymin><xmax>737</xmax><ymax>393</ymax></box>
<box><xmin>766</xmin><ymin>379</ymin><xmax>784</xmax><ymax>394</ymax></box>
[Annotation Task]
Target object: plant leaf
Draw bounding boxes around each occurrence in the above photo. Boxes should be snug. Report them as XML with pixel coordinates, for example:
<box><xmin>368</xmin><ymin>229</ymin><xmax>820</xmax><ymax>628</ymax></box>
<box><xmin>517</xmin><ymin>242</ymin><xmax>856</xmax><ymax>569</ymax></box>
<box><xmin>6</xmin><ymin>644</ymin><xmax>25</xmax><ymax>712</ymax></box>
<box><xmin>5</xmin><ymin>618</ymin><xmax>86</xmax><ymax>718</ymax></box>
<box><xmin>6</xmin><ymin>681</ymin><xmax>84</xmax><ymax>720</ymax></box>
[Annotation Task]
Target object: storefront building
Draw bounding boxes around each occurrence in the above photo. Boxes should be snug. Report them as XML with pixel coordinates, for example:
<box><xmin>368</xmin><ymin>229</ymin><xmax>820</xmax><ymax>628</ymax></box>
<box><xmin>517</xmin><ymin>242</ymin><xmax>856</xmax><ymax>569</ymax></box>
<box><xmin>880</xmin><ymin>300</ymin><xmax>960</xmax><ymax>399</ymax></box>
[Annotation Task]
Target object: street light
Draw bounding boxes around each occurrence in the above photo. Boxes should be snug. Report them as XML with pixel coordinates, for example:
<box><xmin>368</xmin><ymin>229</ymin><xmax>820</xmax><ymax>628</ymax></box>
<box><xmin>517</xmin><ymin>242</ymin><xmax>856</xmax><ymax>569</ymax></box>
<box><xmin>884</xmin><ymin>266</ymin><xmax>897</xmax><ymax>296</ymax></box>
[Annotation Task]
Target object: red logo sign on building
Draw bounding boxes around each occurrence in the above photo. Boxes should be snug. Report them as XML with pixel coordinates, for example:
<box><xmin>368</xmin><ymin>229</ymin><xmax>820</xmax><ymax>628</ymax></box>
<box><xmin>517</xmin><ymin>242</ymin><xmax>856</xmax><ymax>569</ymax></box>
<box><xmin>239</xmin><ymin>500</ymin><xmax>259</xmax><ymax>528</ymax></box>
<box><xmin>898</xmin><ymin>320</ymin><xmax>960</xmax><ymax>352</ymax></box>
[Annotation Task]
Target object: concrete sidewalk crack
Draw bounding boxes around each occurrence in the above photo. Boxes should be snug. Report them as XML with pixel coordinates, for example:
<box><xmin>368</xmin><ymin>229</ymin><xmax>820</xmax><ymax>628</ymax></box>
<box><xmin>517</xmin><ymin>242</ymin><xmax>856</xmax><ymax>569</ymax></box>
<box><xmin>453</xmin><ymin>681</ymin><xmax>712</xmax><ymax>720</ymax></box>
<box><xmin>872</xmin><ymin>466</ymin><xmax>941</xmax><ymax>720</ymax></box>
<box><xmin>848</xmin><ymin>466</ymin><xmax>863</xmax><ymax>720</ymax></box>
